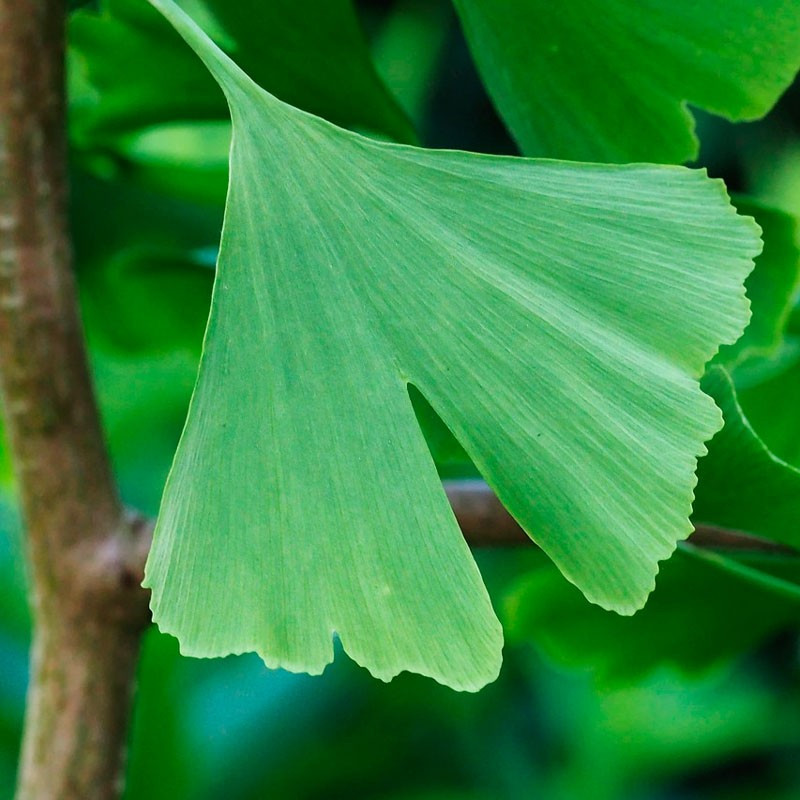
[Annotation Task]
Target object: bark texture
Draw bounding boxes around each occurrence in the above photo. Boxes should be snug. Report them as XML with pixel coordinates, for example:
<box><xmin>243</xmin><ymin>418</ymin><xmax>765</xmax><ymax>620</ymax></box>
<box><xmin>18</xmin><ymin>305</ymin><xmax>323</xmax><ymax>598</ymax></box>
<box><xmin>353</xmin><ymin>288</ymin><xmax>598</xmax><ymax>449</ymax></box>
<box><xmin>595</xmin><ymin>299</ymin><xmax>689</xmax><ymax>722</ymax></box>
<box><xmin>0</xmin><ymin>2</ymin><xmax>151</xmax><ymax>798</ymax></box>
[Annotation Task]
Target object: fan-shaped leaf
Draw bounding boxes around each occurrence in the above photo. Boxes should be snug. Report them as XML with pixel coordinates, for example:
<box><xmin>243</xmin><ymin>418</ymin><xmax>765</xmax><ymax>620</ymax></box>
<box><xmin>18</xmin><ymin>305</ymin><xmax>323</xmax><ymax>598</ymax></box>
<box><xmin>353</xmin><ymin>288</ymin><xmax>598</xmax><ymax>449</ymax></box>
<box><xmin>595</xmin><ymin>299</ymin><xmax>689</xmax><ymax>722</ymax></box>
<box><xmin>145</xmin><ymin>0</ymin><xmax>757</xmax><ymax>690</ymax></box>
<box><xmin>453</xmin><ymin>0</ymin><xmax>800</xmax><ymax>162</ymax></box>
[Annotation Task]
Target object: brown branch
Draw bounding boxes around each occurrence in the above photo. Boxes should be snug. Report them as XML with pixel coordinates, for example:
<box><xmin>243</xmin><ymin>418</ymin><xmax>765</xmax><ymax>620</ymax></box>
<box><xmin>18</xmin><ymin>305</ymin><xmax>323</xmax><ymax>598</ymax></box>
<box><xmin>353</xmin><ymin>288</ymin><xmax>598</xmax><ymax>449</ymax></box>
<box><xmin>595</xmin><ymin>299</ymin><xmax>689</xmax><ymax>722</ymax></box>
<box><xmin>0</xmin><ymin>3</ymin><xmax>151</xmax><ymax>799</ymax></box>
<box><xmin>117</xmin><ymin>482</ymin><xmax>792</xmax><ymax>560</ymax></box>
<box><xmin>446</xmin><ymin>480</ymin><xmax>797</xmax><ymax>554</ymax></box>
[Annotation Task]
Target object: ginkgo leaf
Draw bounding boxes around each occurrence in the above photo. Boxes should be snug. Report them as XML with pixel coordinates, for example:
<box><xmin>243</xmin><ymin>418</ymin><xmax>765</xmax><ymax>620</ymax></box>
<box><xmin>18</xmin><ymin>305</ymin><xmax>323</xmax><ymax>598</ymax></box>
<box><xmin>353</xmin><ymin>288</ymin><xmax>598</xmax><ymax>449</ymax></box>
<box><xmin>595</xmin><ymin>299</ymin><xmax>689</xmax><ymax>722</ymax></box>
<box><xmin>144</xmin><ymin>0</ymin><xmax>758</xmax><ymax>690</ymax></box>
<box><xmin>694</xmin><ymin>366</ymin><xmax>800</xmax><ymax>547</ymax></box>
<box><xmin>419</xmin><ymin>197</ymin><xmax>800</xmax><ymax>475</ymax></box>
<box><xmin>716</xmin><ymin>200</ymin><xmax>800</xmax><ymax>364</ymax></box>
<box><xmin>69</xmin><ymin>0</ymin><xmax>413</xmax><ymax>144</ymax></box>
<box><xmin>504</xmin><ymin>368</ymin><xmax>800</xmax><ymax>682</ymax></box>
<box><xmin>502</xmin><ymin>360</ymin><xmax>800</xmax><ymax>680</ymax></box>
<box><xmin>736</xmin><ymin>340</ymin><xmax>800</xmax><ymax>466</ymax></box>
<box><xmin>504</xmin><ymin>546</ymin><xmax>800</xmax><ymax>681</ymax></box>
<box><xmin>452</xmin><ymin>0</ymin><xmax>800</xmax><ymax>163</ymax></box>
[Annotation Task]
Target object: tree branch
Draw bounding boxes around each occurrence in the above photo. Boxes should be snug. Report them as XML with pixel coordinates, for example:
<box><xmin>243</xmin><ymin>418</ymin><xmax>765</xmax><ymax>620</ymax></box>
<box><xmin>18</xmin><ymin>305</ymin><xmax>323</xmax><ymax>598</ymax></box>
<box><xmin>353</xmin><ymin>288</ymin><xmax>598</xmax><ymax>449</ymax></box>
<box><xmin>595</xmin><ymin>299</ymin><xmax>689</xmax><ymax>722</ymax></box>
<box><xmin>446</xmin><ymin>480</ymin><xmax>797</xmax><ymax>554</ymax></box>
<box><xmin>0</xmin><ymin>2</ymin><xmax>151</xmax><ymax>798</ymax></box>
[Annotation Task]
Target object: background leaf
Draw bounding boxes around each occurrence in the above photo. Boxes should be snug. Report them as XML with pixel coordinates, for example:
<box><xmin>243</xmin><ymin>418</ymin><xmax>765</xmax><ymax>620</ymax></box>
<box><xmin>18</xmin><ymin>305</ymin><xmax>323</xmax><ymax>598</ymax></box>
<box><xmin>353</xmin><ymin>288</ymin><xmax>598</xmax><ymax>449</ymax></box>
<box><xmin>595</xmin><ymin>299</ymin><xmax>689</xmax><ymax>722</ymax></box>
<box><xmin>693</xmin><ymin>366</ymin><xmax>800</xmax><ymax>547</ymax></box>
<box><xmin>452</xmin><ymin>0</ymin><xmax>800</xmax><ymax>162</ymax></box>
<box><xmin>735</xmin><ymin>334</ymin><xmax>800</xmax><ymax>467</ymax></box>
<box><xmin>504</xmin><ymin>546</ymin><xmax>800</xmax><ymax>681</ymax></box>
<box><xmin>69</xmin><ymin>0</ymin><xmax>414</xmax><ymax>146</ymax></box>
<box><xmin>717</xmin><ymin>199</ymin><xmax>800</xmax><ymax>364</ymax></box>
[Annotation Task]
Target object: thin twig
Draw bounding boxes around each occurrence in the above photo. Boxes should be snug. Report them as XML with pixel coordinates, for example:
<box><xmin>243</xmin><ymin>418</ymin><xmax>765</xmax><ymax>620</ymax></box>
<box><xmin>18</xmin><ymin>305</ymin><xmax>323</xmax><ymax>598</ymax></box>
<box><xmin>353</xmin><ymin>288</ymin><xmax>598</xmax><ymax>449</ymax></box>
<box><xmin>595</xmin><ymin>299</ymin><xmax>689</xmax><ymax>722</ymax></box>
<box><xmin>446</xmin><ymin>480</ymin><xmax>796</xmax><ymax>554</ymax></box>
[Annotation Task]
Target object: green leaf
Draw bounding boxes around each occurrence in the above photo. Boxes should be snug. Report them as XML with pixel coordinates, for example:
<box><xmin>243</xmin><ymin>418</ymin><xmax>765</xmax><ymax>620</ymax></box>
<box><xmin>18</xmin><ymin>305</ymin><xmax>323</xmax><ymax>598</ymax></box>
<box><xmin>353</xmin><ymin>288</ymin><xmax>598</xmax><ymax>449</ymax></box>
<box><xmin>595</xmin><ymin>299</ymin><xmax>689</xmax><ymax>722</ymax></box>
<box><xmin>683</xmin><ymin>545</ymin><xmax>800</xmax><ymax>602</ymax></box>
<box><xmin>735</xmin><ymin>336</ymin><xmax>800</xmax><ymax>467</ymax></box>
<box><xmin>694</xmin><ymin>366</ymin><xmax>800</xmax><ymax>547</ymax></box>
<box><xmin>69</xmin><ymin>0</ymin><xmax>414</xmax><ymax>145</ymax></box>
<box><xmin>189</xmin><ymin>0</ymin><xmax>415</xmax><ymax>142</ymax></box>
<box><xmin>504</xmin><ymin>546</ymin><xmax>800</xmax><ymax>681</ymax></box>
<box><xmin>790</xmin><ymin>294</ymin><xmax>800</xmax><ymax>334</ymax></box>
<box><xmin>145</xmin><ymin>0</ymin><xmax>757</xmax><ymax>689</ymax></box>
<box><xmin>70</xmin><ymin>167</ymin><xmax>219</xmax><ymax>353</ymax></box>
<box><xmin>452</xmin><ymin>0</ymin><xmax>800</xmax><ymax>162</ymax></box>
<box><xmin>717</xmin><ymin>199</ymin><xmax>800</xmax><ymax>364</ymax></box>
<box><xmin>70</xmin><ymin>0</ymin><xmax>223</xmax><ymax>141</ymax></box>
<box><xmin>0</xmin><ymin>440</ymin><xmax>8</xmax><ymax>488</ymax></box>
<box><xmin>371</xmin><ymin>0</ymin><xmax>450</xmax><ymax>128</ymax></box>
<box><xmin>113</xmin><ymin>120</ymin><xmax>232</xmax><ymax>207</ymax></box>
<box><xmin>409</xmin><ymin>388</ymin><xmax>474</xmax><ymax>477</ymax></box>
<box><xmin>414</xmin><ymin>201</ymin><xmax>798</xmax><ymax>483</ymax></box>
<box><xmin>504</xmin><ymin>365</ymin><xmax>800</xmax><ymax>680</ymax></box>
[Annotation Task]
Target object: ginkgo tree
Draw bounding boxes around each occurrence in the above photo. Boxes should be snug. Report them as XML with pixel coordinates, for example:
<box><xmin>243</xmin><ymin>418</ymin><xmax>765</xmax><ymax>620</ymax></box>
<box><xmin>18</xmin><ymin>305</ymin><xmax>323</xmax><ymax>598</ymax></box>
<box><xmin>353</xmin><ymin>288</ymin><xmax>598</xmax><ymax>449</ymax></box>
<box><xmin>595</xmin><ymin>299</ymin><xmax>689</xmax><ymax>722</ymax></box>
<box><xmin>3</xmin><ymin>0</ymin><xmax>800</xmax><ymax>797</ymax></box>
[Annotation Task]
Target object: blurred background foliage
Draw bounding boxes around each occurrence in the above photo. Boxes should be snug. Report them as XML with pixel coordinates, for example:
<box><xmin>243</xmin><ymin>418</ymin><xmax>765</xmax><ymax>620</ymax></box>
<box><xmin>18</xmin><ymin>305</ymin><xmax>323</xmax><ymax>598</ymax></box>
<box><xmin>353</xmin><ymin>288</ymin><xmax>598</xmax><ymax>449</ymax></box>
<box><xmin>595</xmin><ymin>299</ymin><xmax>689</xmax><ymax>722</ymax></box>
<box><xmin>2</xmin><ymin>0</ymin><xmax>800</xmax><ymax>797</ymax></box>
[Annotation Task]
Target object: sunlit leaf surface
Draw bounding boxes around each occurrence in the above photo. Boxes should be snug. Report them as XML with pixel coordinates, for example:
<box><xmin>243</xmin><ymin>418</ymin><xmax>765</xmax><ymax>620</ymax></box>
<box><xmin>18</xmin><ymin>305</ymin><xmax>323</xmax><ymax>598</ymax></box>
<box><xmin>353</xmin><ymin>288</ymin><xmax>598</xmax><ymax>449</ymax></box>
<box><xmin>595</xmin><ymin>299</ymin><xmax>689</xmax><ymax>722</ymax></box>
<box><xmin>145</xmin><ymin>0</ymin><xmax>757</xmax><ymax>689</ymax></box>
<box><xmin>506</xmin><ymin>365</ymin><xmax>800</xmax><ymax>680</ymax></box>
